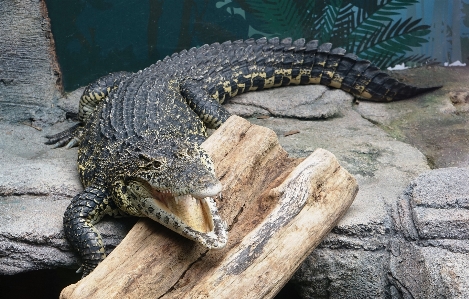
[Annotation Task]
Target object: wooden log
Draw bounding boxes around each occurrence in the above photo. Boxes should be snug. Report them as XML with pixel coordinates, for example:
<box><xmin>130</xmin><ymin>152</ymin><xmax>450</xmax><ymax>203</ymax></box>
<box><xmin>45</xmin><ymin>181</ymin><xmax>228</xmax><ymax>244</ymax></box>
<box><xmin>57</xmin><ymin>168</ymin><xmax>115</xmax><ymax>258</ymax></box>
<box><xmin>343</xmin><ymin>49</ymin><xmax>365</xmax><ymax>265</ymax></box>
<box><xmin>60</xmin><ymin>115</ymin><xmax>358</xmax><ymax>299</ymax></box>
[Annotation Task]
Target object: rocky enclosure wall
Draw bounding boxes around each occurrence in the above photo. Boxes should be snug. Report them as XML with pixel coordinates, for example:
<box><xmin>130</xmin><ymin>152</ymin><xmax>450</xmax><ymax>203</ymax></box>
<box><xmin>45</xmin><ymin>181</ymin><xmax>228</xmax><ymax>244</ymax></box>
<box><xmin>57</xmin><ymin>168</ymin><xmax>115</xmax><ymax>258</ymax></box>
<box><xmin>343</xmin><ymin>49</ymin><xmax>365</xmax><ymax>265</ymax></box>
<box><xmin>0</xmin><ymin>0</ymin><xmax>62</xmax><ymax>122</ymax></box>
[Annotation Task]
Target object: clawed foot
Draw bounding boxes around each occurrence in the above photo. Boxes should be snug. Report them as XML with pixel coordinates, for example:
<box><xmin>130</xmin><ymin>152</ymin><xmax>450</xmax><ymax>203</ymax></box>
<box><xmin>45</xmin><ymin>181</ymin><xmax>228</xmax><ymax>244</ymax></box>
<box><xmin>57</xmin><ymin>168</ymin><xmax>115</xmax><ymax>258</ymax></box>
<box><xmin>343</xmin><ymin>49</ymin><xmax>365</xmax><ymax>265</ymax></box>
<box><xmin>45</xmin><ymin>123</ymin><xmax>84</xmax><ymax>148</ymax></box>
<box><xmin>76</xmin><ymin>262</ymin><xmax>98</xmax><ymax>278</ymax></box>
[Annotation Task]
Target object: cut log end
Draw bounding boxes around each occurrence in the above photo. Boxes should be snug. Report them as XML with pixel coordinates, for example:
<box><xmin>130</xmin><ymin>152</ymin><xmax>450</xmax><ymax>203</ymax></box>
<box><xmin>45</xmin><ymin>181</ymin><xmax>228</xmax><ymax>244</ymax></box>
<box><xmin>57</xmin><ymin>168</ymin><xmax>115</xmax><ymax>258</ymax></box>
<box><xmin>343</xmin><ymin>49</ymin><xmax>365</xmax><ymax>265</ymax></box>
<box><xmin>61</xmin><ymin>115</ymin><xmax>358</xmax><ymax>299</ymax></box>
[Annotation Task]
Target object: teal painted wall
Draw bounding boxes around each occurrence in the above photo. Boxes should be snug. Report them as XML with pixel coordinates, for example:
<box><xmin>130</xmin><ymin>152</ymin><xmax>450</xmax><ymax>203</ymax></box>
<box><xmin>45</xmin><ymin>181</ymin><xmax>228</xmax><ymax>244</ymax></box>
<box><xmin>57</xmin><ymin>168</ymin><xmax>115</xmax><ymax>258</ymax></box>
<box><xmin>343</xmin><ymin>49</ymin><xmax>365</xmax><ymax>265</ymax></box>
<box><xmin>45</xmin><ymin>0</ymin><xmax>469</xmax><ymax>91</ymax></box>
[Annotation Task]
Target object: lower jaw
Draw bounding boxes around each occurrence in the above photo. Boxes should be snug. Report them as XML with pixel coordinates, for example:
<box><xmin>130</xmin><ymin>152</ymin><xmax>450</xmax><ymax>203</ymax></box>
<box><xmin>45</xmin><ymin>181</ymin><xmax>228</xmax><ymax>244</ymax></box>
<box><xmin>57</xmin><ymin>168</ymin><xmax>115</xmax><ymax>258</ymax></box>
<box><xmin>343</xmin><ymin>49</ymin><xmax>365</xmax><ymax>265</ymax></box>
<box><xmin>145</xmin><ymin>193</ymin><xmax>228</xmax><ymax>249</ymax></box>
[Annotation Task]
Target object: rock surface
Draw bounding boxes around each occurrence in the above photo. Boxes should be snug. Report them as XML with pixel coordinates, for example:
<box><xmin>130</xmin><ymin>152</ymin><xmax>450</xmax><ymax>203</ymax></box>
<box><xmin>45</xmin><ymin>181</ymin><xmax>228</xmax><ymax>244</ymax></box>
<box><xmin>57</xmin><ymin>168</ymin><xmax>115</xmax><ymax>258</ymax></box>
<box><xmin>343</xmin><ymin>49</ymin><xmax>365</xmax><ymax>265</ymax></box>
<box><xmin>0</xmin><ymin>0</ymin><xmax>62</xmax><ymax>123</ymax></box>
<box><xmin>389</xmin><ymin>168</ymin><xmax>469</xmax><ymax>298</ymax></box>
<box><xmin>0</xmin><ymin>120</ymin><xmax>136</xmax><ymax>274</ymax></box>
<box><xmin>225</xmin><ymin>85</ymin><xmax>352</xmax><ymax>119</ymax></box>
<box><xmin>355</xmin><ymin>67</ymin><xmax>468</xmax><ymax>168</ymax></box>
<box><xmin>292</xmin><ymin>167</ymin><xmax>469</xmax><ymax>298</ymax></box>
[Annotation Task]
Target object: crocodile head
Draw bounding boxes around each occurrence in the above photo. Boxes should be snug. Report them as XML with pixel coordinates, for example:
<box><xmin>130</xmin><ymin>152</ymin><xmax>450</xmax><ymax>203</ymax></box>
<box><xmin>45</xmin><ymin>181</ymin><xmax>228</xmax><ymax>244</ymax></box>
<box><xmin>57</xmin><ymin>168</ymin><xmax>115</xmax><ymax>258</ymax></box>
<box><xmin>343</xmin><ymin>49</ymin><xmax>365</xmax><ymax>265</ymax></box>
<box><xmin>113</xmin><ymin>138</ymin><xmax>227</xmax><ymax>249</ymax></box>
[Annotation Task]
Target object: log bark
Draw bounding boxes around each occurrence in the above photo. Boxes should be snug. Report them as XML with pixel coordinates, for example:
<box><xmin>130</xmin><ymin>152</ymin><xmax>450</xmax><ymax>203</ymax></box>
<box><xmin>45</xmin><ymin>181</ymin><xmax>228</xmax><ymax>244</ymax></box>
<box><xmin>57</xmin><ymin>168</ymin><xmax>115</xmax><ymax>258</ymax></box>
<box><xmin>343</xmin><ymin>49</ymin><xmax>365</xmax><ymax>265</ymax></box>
<box><xmin>60</xmin><ymin>115</ymin><xmax>358</xmax><ymax>299</ymax></box>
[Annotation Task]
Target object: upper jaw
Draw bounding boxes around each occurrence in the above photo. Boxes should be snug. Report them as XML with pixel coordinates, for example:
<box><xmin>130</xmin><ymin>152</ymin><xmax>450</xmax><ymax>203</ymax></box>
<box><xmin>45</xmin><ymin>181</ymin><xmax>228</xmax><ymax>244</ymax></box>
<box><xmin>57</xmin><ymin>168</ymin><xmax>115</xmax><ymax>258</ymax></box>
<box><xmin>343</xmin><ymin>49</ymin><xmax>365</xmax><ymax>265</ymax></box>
<box><xmin>190</xmin><ymin>181</ymin><xmax>223</xmax><ymax>199</ymax></box>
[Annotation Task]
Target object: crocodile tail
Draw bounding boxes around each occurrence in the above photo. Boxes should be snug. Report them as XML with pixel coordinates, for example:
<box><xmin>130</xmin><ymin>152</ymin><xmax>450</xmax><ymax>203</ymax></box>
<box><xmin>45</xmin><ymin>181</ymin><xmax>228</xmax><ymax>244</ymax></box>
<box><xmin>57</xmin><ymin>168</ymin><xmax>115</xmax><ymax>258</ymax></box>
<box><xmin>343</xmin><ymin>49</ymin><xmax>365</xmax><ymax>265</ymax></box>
<box><xmin>369</xmin><ymin>78</ymin><xmax>442</xmax><ymax>102</ymax></box>
<box><xmin>264</xmin><ymin>38</ymin><xmax>441</xmax><ymax>102</ymax></box>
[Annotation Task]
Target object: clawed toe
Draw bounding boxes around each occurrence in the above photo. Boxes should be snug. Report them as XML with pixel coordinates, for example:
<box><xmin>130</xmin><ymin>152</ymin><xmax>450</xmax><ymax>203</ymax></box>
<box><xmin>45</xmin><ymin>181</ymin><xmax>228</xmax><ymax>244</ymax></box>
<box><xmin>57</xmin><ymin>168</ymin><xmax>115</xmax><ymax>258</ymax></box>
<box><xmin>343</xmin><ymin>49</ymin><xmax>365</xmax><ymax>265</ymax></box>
<box><xmin>45</xmin><ymin>123</ymin><xmax>83</xmax><ymax>148</ymax></box>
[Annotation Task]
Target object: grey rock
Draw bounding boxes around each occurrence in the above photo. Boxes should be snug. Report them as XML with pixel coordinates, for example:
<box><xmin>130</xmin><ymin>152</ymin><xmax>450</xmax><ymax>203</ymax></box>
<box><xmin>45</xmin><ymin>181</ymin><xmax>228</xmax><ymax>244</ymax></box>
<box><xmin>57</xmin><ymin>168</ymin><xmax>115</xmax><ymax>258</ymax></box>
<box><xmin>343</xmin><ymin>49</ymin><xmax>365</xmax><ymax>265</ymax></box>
<box><xmin>292</xmin><ymin>166</ymin><xmax>469</xmax><ymax>299</ymax></box>
<box><xmin>389</xmin><ymin>240</ymin><xmax>469</xmax><ymax>298</ymax></box>
<box><xmin>389</xmin><ymin>168</ymin><xmax>469</xmax><ymax>298</ymax></box>
<box><xmin>396</xmin><ymin>167</ymin><xmax>469</xmax><ymax>247</ymax></box>
<box><xmin>56</xmin><ymin>87</ymin><xmax>84</xmax><ymax>115</ymax></box>
<box><xmin>0</xmin><ymin>0</ymin><xmax>62</xmax><ymax>123</ymax></box>
<box><xmin>0</xmin><ymin>121</ymin><xmax>135</xmax><ymax>274</ymax></box>
<box><xmin>354</xmin><ymin>67</ymin><xmax>468</xmax><ymax>168</ymax></box>
<box><xmin>225</xmin><ymin>85</ymin><xmax>353</xmax><ymax>119</ymax></box>
<box><xmin>0</xmin><ymin>194</ymin><xmax>135</xmax><ymax>275</ymax></box>
<box><xmin>292</xmin><ymin>249</ymin><xmax>389</xmax><ymax>299</ymax></box>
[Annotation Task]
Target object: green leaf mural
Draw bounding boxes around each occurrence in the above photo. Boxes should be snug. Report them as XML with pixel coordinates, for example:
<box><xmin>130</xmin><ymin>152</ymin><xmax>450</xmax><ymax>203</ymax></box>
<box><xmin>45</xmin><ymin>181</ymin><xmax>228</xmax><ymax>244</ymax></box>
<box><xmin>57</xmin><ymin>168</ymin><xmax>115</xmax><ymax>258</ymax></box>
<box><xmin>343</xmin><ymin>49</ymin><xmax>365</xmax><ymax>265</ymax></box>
<box><xmin>238</xmin><ymin>0</ymin><xmax>433</xmax><ymax>68</ymax></box>
<box><xmin>234</xmin><ymin>0</ymin><xmax>316</xmax><ymax>39</ymax></box>
<box><xmin>47</xmin><ymin>0</ymin><xmax>456</xmax><ymax>91</ymax></box>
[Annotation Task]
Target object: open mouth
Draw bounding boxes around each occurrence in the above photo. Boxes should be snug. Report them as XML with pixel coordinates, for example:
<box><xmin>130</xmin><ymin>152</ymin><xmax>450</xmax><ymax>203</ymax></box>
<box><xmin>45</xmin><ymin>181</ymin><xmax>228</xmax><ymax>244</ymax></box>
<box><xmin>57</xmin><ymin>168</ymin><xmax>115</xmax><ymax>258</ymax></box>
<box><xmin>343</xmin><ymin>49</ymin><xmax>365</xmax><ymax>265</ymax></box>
<box><xmin>135</xmin><ymin>181</ymin><xmax>227</xmax><ymax>249</ymax></box>
<box><xmin>150</xmin><ymin>190</ymin><xmax>216</xmax><ymax>233</ymax></box>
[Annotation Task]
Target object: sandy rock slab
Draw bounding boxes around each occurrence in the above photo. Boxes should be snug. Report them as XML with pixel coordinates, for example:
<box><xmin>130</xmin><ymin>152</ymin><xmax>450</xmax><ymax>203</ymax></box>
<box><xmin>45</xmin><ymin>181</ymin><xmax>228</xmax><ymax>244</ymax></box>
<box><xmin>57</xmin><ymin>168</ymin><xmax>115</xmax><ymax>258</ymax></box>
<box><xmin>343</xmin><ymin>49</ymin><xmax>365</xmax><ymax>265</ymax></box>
<box><xmin>225</xmin><ymin>84</ymin><xmax>353</xmax><ymax>119</ymax></box>
<box><xmin>354</xmin><ymin>66</ymin><xmax>469</xmax><ymax>168</ymax></box>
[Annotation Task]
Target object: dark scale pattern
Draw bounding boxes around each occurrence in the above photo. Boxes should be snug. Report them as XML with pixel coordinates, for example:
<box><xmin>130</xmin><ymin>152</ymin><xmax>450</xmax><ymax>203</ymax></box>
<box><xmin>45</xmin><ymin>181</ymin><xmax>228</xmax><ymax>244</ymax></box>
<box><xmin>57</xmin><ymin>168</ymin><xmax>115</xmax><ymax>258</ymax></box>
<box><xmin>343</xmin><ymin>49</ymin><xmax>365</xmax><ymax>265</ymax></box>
<box><xmin>63</xmin><ymin>187</ymin><xmax>119</xmax><ymax>277</ymax></box>
<box><xmin>46</xmin><ymin>37</ymin><xmax>441</xmax><ymax>277</ymax></box>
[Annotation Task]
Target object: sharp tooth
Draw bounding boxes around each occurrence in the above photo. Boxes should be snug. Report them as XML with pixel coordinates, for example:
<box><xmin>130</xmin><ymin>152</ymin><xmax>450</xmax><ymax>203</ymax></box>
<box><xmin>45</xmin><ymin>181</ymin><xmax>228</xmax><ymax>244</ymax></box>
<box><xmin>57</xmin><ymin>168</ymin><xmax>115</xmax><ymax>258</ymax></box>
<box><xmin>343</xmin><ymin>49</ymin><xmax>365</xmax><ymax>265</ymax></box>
<box><xmin>174</xmin><ymin>194</ymin><xmax>193</xmax><ymax>205</ymax></box>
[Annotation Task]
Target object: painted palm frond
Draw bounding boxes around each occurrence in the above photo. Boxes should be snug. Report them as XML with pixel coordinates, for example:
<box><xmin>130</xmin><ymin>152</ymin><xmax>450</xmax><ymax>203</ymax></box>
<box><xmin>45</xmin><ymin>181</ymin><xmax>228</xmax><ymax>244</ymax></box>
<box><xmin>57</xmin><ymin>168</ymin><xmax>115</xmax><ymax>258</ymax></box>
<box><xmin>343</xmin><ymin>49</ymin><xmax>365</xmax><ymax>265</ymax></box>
<box><xmin>238</xmin><ymin>0</ymin><xmax>316</xmax><ymax>39</ymax></box>
<box><xmin>311</xmin><ymin>1</ymin><xmax>356</xmax><ymax>43</ymax></box>
<box><xmin>345</xmin><ymin>0</ymin><xmax>430</xmax><ymax>67</ymax></box>
<box><xmin>351</xmin><ymin>17</ymin><xmax>431</xmax><ymax>67</ymax></box>
<box><xmin>351</xmin><ymin>0</ymin><xmax>420</xmax><ymax>37</ymax></box>
<box><xmin>316</xmin><ymin>0</ymin><xmax>343</xmax><ymax>42</ymax></box>
<box><xmin>239</xmin><ymin>0</ymin><xmax>431</xmax><ymax>68</ymax></box>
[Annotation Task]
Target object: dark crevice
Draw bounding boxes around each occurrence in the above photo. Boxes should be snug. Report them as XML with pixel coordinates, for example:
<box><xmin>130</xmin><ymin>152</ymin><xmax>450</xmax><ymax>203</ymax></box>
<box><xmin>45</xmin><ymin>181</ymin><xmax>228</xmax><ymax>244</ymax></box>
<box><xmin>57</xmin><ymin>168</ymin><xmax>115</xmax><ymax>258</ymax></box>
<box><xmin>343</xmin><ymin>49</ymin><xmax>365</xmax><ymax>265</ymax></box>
<box><xmin>0</xmin><ymin>191</ymin><xmax>50</xmax><ymax>197</ymax></box>
<box><xmin>228</xmin><ymin>205</ymin><xmax>244</xmax><ymax>231</ymax></box>
<box><xmin>1</xmin><ymin>268</ymin><xmax>81</xmax><ymax>299</ymax></box>
<box><xmin>157</xmin><ymin>250</ymin><xmax>208</xmax><ymax>298</ymax></box>
<box><xmin>387</xmin><ymin>273</ymin><xmax>416</xmax><ymax>299</ymax></box>
<box><xmin>357</xmin><ymin>111</ymin><xmax>388</xmax><ymax>129</ymax></box>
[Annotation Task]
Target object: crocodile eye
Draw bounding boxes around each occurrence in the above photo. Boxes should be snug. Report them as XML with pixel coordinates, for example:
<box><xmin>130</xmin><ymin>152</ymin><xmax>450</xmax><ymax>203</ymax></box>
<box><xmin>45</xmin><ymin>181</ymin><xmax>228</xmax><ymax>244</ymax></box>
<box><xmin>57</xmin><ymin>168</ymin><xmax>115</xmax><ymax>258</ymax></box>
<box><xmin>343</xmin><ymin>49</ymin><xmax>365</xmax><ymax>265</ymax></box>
<box><xmin>153</xmin><ymin>160</ymin><xmax>162</xmax><ymax>169</ymax></box>
<box><xmin>136</xmin><ymin>154</ymin><xmax>163</xmax><ymax>171</ymax></box>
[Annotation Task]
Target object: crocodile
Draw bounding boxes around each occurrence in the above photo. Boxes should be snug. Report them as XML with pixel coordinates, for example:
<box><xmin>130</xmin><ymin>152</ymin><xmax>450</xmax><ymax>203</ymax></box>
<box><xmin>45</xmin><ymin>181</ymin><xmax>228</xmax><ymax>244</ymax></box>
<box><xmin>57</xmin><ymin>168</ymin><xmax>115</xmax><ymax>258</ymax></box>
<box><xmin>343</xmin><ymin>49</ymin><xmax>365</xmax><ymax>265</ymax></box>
<box><xmin>46</xmin><ymin>37</ymin><xmax>440</xmax><ymax>277</ymax></box>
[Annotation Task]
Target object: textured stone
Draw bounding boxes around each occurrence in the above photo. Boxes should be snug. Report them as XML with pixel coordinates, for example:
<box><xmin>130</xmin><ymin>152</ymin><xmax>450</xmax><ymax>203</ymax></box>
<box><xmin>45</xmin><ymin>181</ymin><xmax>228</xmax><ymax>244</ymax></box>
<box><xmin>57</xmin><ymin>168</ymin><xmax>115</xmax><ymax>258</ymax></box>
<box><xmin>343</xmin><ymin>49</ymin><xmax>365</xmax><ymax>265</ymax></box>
<box><xmin>390</xmin><ymin>240</ymin><xmax>469</xmax><ymax>298</ymax></box>
<box><xmin>0</xmin><ymin>0</ymin><xmax>62</xmax><ymax>123</ymax></box>
<box><xmin>0</xmin><ymin>195</ymin><xmax>135</xmax><ymax>275</ymax></box>
<box><xmin>292</xmin><ymin>167</ymin><xmax>469</xmax><ymax>299</ymax></box>
<box><xmin>354</xmin><ymin>67</ymin><xmax>468</xmax><ymax>168</ymax></box>
<box><xmin>292</xmin><ymin>249</ymin><xmax>389</xmax><ymax>299</ymax></box>
<box><xmin>225</xmin><ymin>85</ymin><xmax>353</xmax><ymax>119</ymax></box>
<box><xmin>396</xmin><ymin>167</ymin><xmax>469</xmax><ymax>250</ymax></box>
<box><xmin>386</xmin><ymin>167</ymin><xmax>469</xmax><ymax>298</ymax></box>
<box><xmin>0</xmin><ymin>121</ymin><xmax>136</xmax><ymax>275</ymax></box>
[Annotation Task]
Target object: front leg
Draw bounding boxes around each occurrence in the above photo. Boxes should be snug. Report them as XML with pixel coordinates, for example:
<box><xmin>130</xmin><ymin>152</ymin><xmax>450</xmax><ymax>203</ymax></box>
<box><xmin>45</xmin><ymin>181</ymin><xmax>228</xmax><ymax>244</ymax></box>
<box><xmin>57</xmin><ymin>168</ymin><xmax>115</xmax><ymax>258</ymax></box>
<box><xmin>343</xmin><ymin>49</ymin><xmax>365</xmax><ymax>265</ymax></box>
<box><xmin>180</xmin><ymin>79</ymin><xmax>232</xmax><ymax>129</ymax></box>
<box><xmin>45</xmin><ymin>71</ymin><xmax>131</xmax><ymax>148</ymax></box>
<box><xmin>64</xmin><ymin>186</ymin><xmax>123</xmax><ymax>277</ymax></box>
<box><xmin>45</xmin><ymin>123</ymin><xmax>84</xmax><ymax>148</ymax></box>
